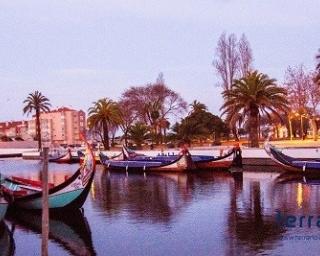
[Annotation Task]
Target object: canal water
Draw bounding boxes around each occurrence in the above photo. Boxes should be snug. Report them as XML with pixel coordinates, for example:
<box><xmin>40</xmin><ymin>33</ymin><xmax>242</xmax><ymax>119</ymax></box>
<box><xmin>1</xmin><ymin>159</ymin><xmax>320</xmax><ymax>256</ymax></box>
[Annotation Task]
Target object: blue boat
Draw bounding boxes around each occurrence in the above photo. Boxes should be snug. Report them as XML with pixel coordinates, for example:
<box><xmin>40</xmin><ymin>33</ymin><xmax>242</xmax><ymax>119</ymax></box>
<box><xmin>100</xmin><ymin>145</ymin><xmax>241</xmax><ymax>171</ymax></box>
<box><xmin>100</xmin><ymin>150</ymin><xmax>195</xmax><ymax>172</ymax></box>
<box><xmin>264</xmin><ymin>142</ymin><xmax>320</xmax><ymax>172</ymax></box>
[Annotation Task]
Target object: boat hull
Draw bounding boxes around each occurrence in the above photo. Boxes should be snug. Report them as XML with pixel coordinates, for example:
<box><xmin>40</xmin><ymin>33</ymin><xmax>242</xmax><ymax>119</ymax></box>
<box><xmin>49</xmin><ymin>150</ymin><xmax>73</xmax><ymax>164</ymax></box>
<box><xmin>102</xmin><ymin>154</ymin><xmax>194</xmax><ymax>172</ymax></box>
<box><xmin>264</xmin><ymin>143</ymin><xmax>320</xmax><ymax>173</ymax></box>
<box><xmin>2</xmin><ymin>140</ymin><xmax>96</xmax><ymax>210</ymax></box>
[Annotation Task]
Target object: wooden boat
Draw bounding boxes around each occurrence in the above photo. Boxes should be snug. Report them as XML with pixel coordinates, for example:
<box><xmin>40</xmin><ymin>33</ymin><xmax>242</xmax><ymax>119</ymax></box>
<box><xmin>0</xmin><ymin>141</ymin><xmax>96</xmax><ymax>210</ymax></box>
<box><xmin>264</xmin><ymin>142</ymin><xmax>320</xmax><ymax>172</ymax></box>
<box><xmin>100</xmin><ymin>150</ymin><xmax>195</xmax><ymax>172</ymax></box>
<box><xmin>7</xmin><ymin>209</ymin><xmax>95</xmax><ymax>256</ymax></box>
<box><xmin>78</xmin><ymin>150</ymin><xmax>102</xmax><ymax>165</ymax></box>
<box><xmin>49</xmin><ymin>149</ymin><xmax>73</xmax><ymax>164</ymax></box>
<box><xmin>0</xmin><ymin>221</ymin><xmax>15</xmax><ymax>256</ymax></box>
<box><xmin>193</xmin><ymin>147</ymin><xmax>241</xmax><ymax>169</ymax></box>
<box><xmin>110</xmin><ymin>145</ymin><xmax>242</xmax><ymax>170</ymax></box>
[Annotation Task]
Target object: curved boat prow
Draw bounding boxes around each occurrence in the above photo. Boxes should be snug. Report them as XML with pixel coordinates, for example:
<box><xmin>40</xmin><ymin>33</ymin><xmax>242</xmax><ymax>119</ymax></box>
<box><xmin>1</xmin><ymin>136</ymin><xmax>96</xmax><ymax>210</ymax></box>
<box><xmin>99</xmin><ymin>152</ymin><xmax>109</xmax><ymax>164</ymax></box>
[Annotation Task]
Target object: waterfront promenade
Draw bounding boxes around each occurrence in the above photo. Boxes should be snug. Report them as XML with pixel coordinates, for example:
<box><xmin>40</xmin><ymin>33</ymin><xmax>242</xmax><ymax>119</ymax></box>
<box><xmin>0</xmin><ymin>139</ymin><xmax>319</xmax><ymax>166</ymax></box>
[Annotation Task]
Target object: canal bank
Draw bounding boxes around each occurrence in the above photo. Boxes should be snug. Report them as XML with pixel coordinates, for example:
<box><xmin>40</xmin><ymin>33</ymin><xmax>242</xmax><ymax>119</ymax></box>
<box><xmin>1</xmin><ymin>145</ymin><xmax>319</xmax><ymax>167</ymax></box>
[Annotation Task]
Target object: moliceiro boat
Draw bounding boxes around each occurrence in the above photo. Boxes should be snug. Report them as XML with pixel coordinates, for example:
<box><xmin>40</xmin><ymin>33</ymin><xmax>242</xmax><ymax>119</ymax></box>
<box><xmin>49</xmin><ymin>149</ymin><xmax>75</xmax><ymax>164</ymax></box>
<box><xmin>264</xmin><ymin>142</ymin><xmax>320</xmax><ymax>172</ymax></box>
<box><xmin>1</xmin><ymin>142</ymin><xmax>96</xmax><ymax>210</ymax></box>
<box><xmin>122</xmin><ymin>145</ymin><xmax>242</xmax><ymax>170</ymax></box>
<box><xmin>100</xmin><ymin>150</ymin><xmax>195</xmax><ymax>172</ymax></box>
<box><xmin>100</xmin><ymin>146</ymin><xmax>242</xmax><ymax>171</ymax></box>
<box><xmin>193</xmin><ymin>147</ymin><xmax>241</xmax><ymax>169</ymax></box>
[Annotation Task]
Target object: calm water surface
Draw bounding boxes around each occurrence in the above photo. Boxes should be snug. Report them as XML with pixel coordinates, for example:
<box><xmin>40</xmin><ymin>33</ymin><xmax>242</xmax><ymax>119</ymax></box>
<box><xmin>1</xmin><ymin>158</ymin><xmax>320</xmax><ymax>256</ymax></box>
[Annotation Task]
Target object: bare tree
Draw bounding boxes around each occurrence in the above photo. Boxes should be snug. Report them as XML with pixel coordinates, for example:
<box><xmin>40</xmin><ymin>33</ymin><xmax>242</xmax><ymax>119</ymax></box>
<box><xmin>213</xmin><ymin>33</ymin><xmax>239</xmax><ymax>90</ymax></box>
<box><xmin>309</xmin><ymin>71</ymin><xmax>320</xmax><ymax>140</ymax></box>
<box><xmin>213</xmin><ymin>32</ymin><xmax>253</xmax><ymax>140</ymax></box>
<box><xmin>309</xmin><ymin>71</ymin><xmax>320</xmax><ymax>112</ymax></box>
<box><xmin>121</xmin><ymin>74</ymin><xmax>187</xmax><ymax>144</ymax></box>
<box><xmin>284</xmin><ymin>65</ymin><xmax>320</xmax><ymax>140</ymax></box>
<box><xmin>121</xmin><ymin>74</ymin><xmax>187</xmax><ymax>127</ymax></box>
<box><xmin>238</xmin><ymin>34</ymin><xmax>253</xmax><ymax>77</ymax></box>
<box><xmin>213</xmin><ymin>32</ymin><xmax>254</xmax><ymax>90</ymax></box>
<box><xmin>118</xmin><ymin>99</ymin><xmax>135</xmax><ymax>146</ymax></box>
<box><xmin>285</xmin><ymin>65</ymin><xmax>309</xmax><ymax>111</ymax></box>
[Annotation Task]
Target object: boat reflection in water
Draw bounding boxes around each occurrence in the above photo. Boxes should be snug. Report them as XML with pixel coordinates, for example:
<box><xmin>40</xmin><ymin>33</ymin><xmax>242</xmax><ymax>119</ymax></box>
<box><xmin>92</xmin><ymin>167</ymin><xmax>320</xmax><ymax>255</ymax></box>
<box><xmin>226</xmin><ymin>172</ymin><xmax>285</xmax><ymax>255</ymax></box>
<box><xmin>0</xmin><ymin>221</ymin><xmax>15</xmax><ymax>256</ymax></box>
<box><xmin>7</xmin><ymin>209</ymin><xmax>95</xmax><ymax>256</ymax></box>
<box><xmin>91</xmin><ymin>170</ymin><xmax>196</xmax><ymax>224</ymax></box>
<box><xmin>5</xmin><ymin>158</ymin><xmax>320</xmax><ymax>255</ymax></box>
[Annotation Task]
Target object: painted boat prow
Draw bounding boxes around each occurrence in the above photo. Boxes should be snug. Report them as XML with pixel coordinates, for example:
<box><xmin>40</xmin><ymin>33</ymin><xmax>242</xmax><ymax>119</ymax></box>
<box><xmin>264</xmin><ymin>141</ymin><xmax>320</xmax><ymax>172</ymax></box>
<box><xmin>1</xmin><ymin>138</ymin><xmax>96</xmax><ymax>210</ymax></box>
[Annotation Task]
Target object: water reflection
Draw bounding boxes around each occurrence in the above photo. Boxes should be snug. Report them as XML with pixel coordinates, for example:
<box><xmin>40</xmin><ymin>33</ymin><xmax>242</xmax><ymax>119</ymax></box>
<box><xmin>226</xmin><ymin>178</ymin><xmax>284</xmax><ymax>255</ymax></box>
<box><xmin>273</xmin><ymin>173</ymin><xmax>320</xmax><ymax>213</ymax></box>
<box><xmin>3</xmin><ymin>159</ymin><xmax>320</xmax><ymax>255</ymax></box>
<box><xmin>0</xmin><ymin>221</ymin><xmax>15</xmax><ymax>256</ymax></box>
<box><xmin>7</xmin><ymin>209</ymin><xmax>95</xmax><ymax>256</ymax></box>
<box><xmin>91</xmin><ymin>170</ymin><xmax>197</xmax><ymax>224</ymax></box>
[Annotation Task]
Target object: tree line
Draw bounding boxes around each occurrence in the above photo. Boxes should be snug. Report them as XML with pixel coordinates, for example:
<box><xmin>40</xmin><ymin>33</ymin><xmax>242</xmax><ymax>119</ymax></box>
<box><xmin>21</xmin><ymin>33</ymin><xmax>320</xmax><ymax>150</ymax></box>
<box><xmin>213</xmin><ymin>32</ymin><xmax>320</xmax><ymax>146</ymax></box>
<box><xmin>87</xmin><ymin>74</ymin><xmax>228</xmax><ymax>149</ymax></box>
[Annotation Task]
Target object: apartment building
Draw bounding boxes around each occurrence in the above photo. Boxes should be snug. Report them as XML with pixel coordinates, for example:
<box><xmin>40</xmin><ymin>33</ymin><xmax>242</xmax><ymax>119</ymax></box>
<box><xmin>28</xmin><ymin>107</ymin><xmax>86</xmax><ymax>145</ymax></box>
<box><xmin>0</xmin><ymin>121</ymin><xmax>30</xmax><ymax>140</ymax></box>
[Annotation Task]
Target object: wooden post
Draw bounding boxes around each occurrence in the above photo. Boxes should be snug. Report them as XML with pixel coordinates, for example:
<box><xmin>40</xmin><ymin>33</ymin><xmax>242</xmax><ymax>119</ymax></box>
<box><xmin>42</xmin><ymin>147</ymin><xmax>49</xmax><ymax>256</ymax></box>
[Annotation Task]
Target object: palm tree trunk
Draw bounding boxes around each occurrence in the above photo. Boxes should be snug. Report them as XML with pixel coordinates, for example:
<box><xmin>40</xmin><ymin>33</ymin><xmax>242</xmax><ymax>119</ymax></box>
<box><xmin>232</xmin><ymin>127</ymin><xmax>239</xmax><ymax>141</ymax></box>
<box><xmin>124</xmin><ymin>130</ymin><xmax>128</xmax><ymax>146</ymax></box>
<box><xmin>249</xmin><ymin>107</ymin><xmax>259</xmax><ymax>147</ymax></box>
<box><xmin>103</xmin><ymin>122</ymin><xmax>110</xmax><ymax>150</ymax></box>
<box><xmin>36</xmin><ymin>109</ymin><xmax>42</xmax><ymax>151</ymax></box>
<box><xmin>258</xmin><ymin>113</ymin><xmax>261</xmax><ymax>140</ymax></box>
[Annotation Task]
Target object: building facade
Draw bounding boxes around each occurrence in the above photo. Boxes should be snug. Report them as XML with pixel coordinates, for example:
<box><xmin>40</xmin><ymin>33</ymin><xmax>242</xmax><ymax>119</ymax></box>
<box><xmin>28</xmin><ymin>107</ymin><xmax>86</xmax><ymax>145</ymax></box>
<box><xmin>0</xmin><ymin>121</ymin><xmax>30</xmax><ymax>140</ymax></box>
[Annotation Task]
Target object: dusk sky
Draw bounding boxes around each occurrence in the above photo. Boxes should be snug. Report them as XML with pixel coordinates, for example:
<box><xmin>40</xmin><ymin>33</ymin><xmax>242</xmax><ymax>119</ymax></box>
<box><xmin>0</xmin><ymin>0</ymin><xmax>319</xmax><ymax>121</ymax></box>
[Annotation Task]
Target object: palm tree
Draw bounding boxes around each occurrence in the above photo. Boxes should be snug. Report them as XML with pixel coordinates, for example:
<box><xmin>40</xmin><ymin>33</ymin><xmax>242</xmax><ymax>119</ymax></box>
<box><xmin>128</xmin><ymin>122</ymin><xmax>149</xmax><ymax>148</ymax></box>
<box><xmin>88</xmin><ymin>98</ymin><xmax>121</xmax><ymax>150</ymax></box>
<box><xmin>189</xmin><ymin>100</ymin><xmax>207</xmax><ymax>114</ymax></box>
<box><xmin>23</xmin><ymin>91</ymin><xmax>51</xmax><ymax>151</ymax></box>
<box><xmin>221</xmin><ymin>71</ymin><xmax>289</xmax><ymax>147</ymax></box>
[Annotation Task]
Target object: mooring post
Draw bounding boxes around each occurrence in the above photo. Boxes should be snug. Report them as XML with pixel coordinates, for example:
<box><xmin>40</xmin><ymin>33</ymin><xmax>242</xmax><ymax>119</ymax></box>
<box><xmin>42</xmin><ymin>147</ymin><xmax>49</xmax><ymax>256</ymax></box>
